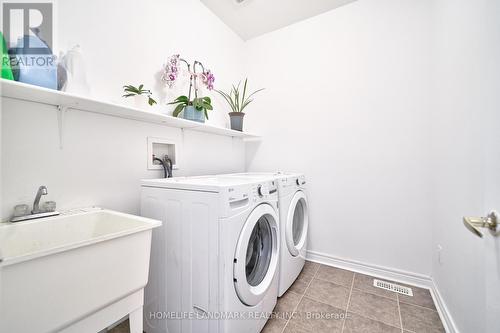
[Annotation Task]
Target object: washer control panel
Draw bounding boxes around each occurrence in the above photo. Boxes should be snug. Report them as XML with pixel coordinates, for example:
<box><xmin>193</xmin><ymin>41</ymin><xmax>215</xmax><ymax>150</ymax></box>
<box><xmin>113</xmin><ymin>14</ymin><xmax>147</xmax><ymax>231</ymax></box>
<box><xmin>296</xmin><ymin>176</ymin><xmax>306</xmax><ymax>186</ymax></box>
<box><xmin>226</xmin><ymin>180</ymin><xmax>277</xmax><ymax>205</ymax></box>
<box><xmin>257</xmin><ymin>184</ymin><xmax>269</xmax><ymax>196</ymax></box>
<box><xmin>253</xmin><ymin>180</ymin><xmax>277</xmax><ymax>201</ymax></box>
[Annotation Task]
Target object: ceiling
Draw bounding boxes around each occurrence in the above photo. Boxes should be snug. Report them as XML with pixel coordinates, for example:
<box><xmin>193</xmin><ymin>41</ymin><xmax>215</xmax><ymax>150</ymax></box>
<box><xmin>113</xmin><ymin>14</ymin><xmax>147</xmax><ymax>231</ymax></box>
<box><xmin>200</xmin><ymin>0</ymin><xmax>358</xmax><ymax>41</ymax></box>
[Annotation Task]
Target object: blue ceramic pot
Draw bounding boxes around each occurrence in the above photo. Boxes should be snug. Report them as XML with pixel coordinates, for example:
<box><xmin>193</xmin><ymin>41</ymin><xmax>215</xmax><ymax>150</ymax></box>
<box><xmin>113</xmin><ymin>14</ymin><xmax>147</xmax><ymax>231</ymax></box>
<box><xmin>183</xmin><ymin>105</ymin><xmax>205</xmax><ymax>123</ymax></box>
<box><xmin>11</xmin><ymin>35</ymin><xmax>57</xmax><ymax>90</ymax></box>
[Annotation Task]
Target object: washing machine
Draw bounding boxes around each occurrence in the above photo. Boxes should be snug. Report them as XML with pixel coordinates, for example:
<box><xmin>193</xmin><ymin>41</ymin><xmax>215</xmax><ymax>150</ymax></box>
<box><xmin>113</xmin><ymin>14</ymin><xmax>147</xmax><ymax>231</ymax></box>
<box><xmin>140</xmin><ymin>175</ymin><xmax>280</xmax><ymax>333</ymax></box>
<box><xmin>225</xmin><ymin>172</ymin><xmax>309</xmax><ymax>296</ymax></box>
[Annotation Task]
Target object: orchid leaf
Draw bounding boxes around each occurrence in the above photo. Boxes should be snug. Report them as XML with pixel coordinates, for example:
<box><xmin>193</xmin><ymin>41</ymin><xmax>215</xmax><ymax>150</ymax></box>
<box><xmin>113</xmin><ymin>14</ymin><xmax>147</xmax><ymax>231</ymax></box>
<box><xmin>168</xmin><ymin>95</ymin><xmax>189</xmax><ymax>105</ymax></box>
<box><xmin>172</xmin><ymin>104</ymin><xmax>185</xmax><ymax>117</ymax></box>
<box><xmin>148</xmin><ymin>97</ymin><xmax>157</xmax><ymax>106</ymax></box>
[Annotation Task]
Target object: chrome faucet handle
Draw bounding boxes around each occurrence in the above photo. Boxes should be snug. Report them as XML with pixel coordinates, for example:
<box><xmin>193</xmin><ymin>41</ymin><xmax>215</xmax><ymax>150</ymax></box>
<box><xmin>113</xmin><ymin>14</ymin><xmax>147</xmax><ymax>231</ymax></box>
<box><xmin>32</xmin><ymin>185</ymin><xmax>48</xmax><ymax>214</ymax></box>
<box><xmin>10</xmin><ymin>186</ymin><xmax>59</xmax><ymax>222</ymax></box>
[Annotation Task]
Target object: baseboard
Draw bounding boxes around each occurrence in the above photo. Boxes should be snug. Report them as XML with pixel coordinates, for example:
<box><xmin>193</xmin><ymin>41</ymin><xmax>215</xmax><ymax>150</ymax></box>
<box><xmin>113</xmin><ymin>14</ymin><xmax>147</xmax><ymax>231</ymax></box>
<box><xmin>306</xmin><ymin>250</ymin><xmax>433</xmax><ymax>288</ymax></box>
<box><xmin>429</xmin><ymin>281</ymin><xmax>459</xmax><ymax>333</ymax></box>
<box><xmin>306</xmin><ymin>250</ymin><xmax>458</xmax><ymax>333</ymax></box>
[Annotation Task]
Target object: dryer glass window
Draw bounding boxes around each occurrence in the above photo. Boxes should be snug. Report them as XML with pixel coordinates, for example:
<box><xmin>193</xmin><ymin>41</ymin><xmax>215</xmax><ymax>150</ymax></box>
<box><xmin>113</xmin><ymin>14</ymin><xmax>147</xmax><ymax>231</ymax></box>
<box><xmin>246</xmin><ymin>216</ymin><xmax>273</xmax><ymax>287</ymax></box>
<box><xmin>292</xmin><ymin>199</ymin><xmax>306</xmax><ymax>246</ymax></box>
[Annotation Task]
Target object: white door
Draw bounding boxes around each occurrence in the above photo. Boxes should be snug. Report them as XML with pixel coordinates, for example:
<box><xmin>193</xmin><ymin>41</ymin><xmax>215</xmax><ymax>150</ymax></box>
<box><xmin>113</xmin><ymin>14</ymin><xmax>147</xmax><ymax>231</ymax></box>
<box><xmin>481</xmin><ymin>25</ymin><xmax>500</xmax><ymax>330</ymax></box>
<box><xmin>233</xmin><ymin>204</ymin><xmax>279</xmax><ymax>306</ymax></box>
<box><xmin>433</xmin><ymin>1</ymin><xmax>500</xmax><ymax>331</ymax></box>
<box><xmin>462</xmin><ymin>124</ymin><xmax>500</xmax><ymax>332</ymax></box>
<box><xmin>463</xmin><ymin>89</ymin><xmax>500</xmax><ymax>332</ymax></box>
<box><xmin>457</xmin><ymin>1</ymin><xmax>500</xmax><ymax>331</ymax></box>
<box><xmin>285</xmin><ymin>191</ymin><xmax>309</xmax><ymax>257</ymax></box>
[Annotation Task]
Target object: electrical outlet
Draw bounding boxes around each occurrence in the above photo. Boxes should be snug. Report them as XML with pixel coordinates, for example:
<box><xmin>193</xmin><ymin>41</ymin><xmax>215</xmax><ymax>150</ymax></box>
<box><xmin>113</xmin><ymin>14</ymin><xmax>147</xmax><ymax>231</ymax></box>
<box><xmin>436</xmin><ymin>244</ymin><xmax>443</xmax><ymax>265</ymax></box>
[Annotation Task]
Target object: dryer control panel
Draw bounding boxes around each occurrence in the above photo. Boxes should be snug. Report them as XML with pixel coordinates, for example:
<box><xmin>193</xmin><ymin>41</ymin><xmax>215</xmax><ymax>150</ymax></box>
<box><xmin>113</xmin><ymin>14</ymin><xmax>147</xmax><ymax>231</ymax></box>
<box><xmin>277</xmin><ymin>174</ymin><xmax>307</xmax><ymax>197</ymax></box>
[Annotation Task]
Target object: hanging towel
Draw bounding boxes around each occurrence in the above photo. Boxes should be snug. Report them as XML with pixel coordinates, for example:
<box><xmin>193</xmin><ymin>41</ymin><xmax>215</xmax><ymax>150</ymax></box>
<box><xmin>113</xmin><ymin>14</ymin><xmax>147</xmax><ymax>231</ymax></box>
<box><xmin>1</xmin><ymin>32</ymin><xmax>14</xmax><ymax>80</ymax></box>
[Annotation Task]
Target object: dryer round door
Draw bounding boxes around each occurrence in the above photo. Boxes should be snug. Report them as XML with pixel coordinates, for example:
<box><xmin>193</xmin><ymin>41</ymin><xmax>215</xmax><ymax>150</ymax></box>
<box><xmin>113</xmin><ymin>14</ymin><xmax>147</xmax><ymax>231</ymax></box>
<box><xmin>285</xmin><ymin>190</ymin><xmax>309</xmax><ymax>257</ymax></box>
<box><xmin>234</xmin><ymin>203</ymin><xmax>279</xmax><ymax>306</ymax></box>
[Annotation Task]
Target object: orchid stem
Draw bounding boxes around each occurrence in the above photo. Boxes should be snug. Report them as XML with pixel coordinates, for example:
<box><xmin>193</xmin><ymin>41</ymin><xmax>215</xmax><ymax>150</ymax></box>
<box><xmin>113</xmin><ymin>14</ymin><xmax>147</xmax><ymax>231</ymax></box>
<box><xmin>179</xmin><ymin>58</ymin><xmax>193</xmax><ymax>102</ymax></box>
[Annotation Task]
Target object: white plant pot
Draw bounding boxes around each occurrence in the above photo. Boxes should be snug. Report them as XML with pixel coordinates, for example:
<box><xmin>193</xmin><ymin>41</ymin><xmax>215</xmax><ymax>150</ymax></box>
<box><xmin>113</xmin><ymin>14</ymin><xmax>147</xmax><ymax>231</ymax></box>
<box><xmin>132</xmin><ymin>95</ymin><xmax>149</xmax><ymax>109</ymax></box>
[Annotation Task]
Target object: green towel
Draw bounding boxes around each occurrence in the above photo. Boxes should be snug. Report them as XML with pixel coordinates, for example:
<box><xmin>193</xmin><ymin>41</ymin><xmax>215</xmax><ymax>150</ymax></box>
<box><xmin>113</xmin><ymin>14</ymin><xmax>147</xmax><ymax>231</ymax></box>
<box><xmin>1</xmin><ymin>32</ymin><xmax>14</xmax><ymax>80</ymax></box>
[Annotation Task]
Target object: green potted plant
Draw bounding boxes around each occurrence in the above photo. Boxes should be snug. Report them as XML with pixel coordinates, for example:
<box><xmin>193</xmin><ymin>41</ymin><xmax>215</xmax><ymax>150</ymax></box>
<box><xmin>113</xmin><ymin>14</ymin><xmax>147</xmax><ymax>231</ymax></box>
<box><xmin>162</xmin><ymin>55</ymin><xmax>215</xmax><ymax>123</ymax></box>
<box><xmin>122</xmin><ymin>84</ymin><xmax>157</xmax><ymax>108</ymax></box>
<box><xmin>168</xmin><ymin>95</ymin><xmax>213</xmax><ymax>122</ymax></box>
<box><xmin>216</xmin><ymin>78</ymin><xmax>264</xmax><ymax>131</ymax></box>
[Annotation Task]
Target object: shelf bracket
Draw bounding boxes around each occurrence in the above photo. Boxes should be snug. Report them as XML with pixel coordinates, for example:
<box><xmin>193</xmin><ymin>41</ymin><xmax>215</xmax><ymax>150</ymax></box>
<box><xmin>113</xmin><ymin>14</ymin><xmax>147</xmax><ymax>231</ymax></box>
<box><xmin>57</xmin><ymin>105</ymin><xmax>69</xmax><ymax>149</ymax></box>
<box><xmin>181</xmin><ymin>127</ymin><xmax>185</xmax><ymax>145</ymax></box>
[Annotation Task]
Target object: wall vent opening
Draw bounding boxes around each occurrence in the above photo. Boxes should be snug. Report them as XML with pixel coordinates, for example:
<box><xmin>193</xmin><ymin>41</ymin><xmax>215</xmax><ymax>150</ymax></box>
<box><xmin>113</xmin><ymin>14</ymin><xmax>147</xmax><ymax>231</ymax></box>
<box><xmin>373</xmin><ymin>279</ymin><xmax>413</xmax><ymax>296</ymax></box>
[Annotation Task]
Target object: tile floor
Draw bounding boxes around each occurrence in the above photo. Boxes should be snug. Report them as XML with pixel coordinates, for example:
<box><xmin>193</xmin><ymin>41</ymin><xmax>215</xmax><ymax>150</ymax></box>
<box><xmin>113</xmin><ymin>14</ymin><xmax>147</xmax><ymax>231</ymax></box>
<box><xmin>109</xmin><ymin>261</ymin><xmax>445</xmax><ymax>333</ymax></box>
<box><xmin>262</xmin><ymin>261</ymin><xmax>445</xmax><ymax>333</ymax></box>
<box><xmin>108</xmin><ymin>320</ymin><xmax>130</xmax><ymax>333</ymax></box>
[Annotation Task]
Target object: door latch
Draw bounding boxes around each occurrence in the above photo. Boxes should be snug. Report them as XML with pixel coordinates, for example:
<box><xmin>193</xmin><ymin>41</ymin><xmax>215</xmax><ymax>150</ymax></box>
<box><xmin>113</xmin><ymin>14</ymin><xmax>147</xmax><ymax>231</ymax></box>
<box><xmin>463</xmin><ymin>211</ymin><xmax>499</xmax><ymax>238</ymax></box>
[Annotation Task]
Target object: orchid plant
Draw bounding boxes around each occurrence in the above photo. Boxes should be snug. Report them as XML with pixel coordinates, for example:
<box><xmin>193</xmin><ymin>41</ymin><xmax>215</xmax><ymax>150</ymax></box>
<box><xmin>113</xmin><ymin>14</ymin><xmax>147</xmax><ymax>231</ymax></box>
<box><xmin>162</xmin><ymin>54</ymin><xmax>215</xmax><ymax>119</ymax></box>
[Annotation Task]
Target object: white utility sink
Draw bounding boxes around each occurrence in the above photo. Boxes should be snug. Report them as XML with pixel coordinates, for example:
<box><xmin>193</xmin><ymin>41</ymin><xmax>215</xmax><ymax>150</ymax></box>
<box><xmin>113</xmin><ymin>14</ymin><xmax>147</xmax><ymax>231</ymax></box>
<box><xmin>0</xmin><ymin>208</ymin><xmax>161</xmax><ymax>333</ymax></box>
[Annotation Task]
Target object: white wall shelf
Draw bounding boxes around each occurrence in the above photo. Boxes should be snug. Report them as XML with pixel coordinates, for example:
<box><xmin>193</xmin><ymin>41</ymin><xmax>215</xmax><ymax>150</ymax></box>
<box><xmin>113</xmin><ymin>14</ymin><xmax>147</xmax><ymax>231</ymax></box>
<box><xmin>0</xmin><ymin>79</ymin><xmax>261</xmax><ymax>140</ymax></box>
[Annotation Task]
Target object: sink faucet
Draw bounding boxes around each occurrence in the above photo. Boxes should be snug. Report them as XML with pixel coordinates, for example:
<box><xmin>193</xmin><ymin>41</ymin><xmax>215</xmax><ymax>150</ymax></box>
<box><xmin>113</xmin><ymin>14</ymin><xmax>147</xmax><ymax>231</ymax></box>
<box><xmin>10</xmin><ymin>185</ymin><xmax>59</xmax><ymax>222</ymax></box>
<box><xmin>32</xmin><ymin>186</ymin><xmax>48</xmax><ymax>214</ymax></box>
<box><xmin>152</xmin><ymin>154</ymin><xmax>173</xmax><ymax>178</ymax></box>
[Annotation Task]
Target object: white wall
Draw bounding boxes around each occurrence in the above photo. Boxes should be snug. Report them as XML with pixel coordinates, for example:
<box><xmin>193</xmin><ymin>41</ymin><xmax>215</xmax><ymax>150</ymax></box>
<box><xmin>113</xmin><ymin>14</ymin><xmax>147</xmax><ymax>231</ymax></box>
<box><xmin>56</xmin><ymin>0</ymin><xmax>244</xmax><ymax>128</ymax></box>
<box><xmin>0</xmin><ymin>0</ymin><xmax>246</xmax><ymax>220</ymax></box>
<box><xmin>244</xmin><ymin>0</ymin><xmax>433</xmax><ymax>276</ymax></box>
<box><xmin>0</xmin><ymin>99</ymin><xmax>246</xmax><ymax>221</ymax></box>
<box><xmin>431</xmin><ymin>0</ymin><xmax>500</xmax><ymax>332</ymax></box>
